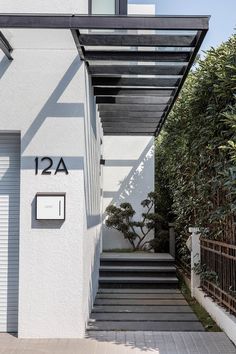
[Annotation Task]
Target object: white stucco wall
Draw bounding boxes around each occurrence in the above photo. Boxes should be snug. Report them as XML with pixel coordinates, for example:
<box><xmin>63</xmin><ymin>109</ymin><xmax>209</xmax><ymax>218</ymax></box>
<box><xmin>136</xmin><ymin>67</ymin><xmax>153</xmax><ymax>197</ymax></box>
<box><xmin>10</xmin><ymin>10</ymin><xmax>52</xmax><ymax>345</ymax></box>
<box><xmin>102</xmin><ymin>1</ymin><xmax>157</xmax><ymax>250</ymax></box>
<box><xmin>102</xmin><ymin>136</ymin><xmax>155</xmax><ymax>250</ymax></box>
<box><xmin>0</xmin><ymin>0</ymin><xmax>158</xmax><ymax>336</ymax></box>
<box><xmin>82</xmin><ymin>69</ymin><xmax>102</xmax><ymax>330</ymax></box>
<box><xmin>0</xmin><ymin>11</ymin><xmax>101</xmax><ymax>338</ymax></box>
<box><xmin>0</xmin><ymin>0</ymin><xmax>87</xmax><ymax>13</ymax></box>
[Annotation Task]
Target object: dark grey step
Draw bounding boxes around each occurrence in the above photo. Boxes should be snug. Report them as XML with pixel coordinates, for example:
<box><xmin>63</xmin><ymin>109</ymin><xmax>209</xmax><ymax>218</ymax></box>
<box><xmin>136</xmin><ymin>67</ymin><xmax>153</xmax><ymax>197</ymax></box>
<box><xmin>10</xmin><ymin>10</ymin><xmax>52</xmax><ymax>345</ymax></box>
<box><xmin>94</xmin><ymin>298</ymin><xmax>188</xmax><ymax>306</ymax></box>
<box><xmin>100</xmin><ymin>253</ymin><xmax>173</xmax><ymax>261</ymax></box>
<box><xmin>92</xmin><ymin>305</ymin><xmax>193</xmax><ymax>313</ymax></box>
<box><xmin>100</xmin><ymin>265</ymin><xmax>176</xmax><ymax>278</ymax></box>
<box><xmin>100</xmin><ymin>266</ymin><xmax>176</xmax><ymax>272</ymax></box>
<box><xmin>90</xmin><ymin>312</ymin><xmax>198</xmax><ymax>322</ymax></box>
<box><xmin>96</xmin><ymin>293</ymin><xmax>183</xmax><ymax>300</ymax></box>
<box><xmin>98</xmin><ymin>288</ymin><xmax>181</xmax><ymax>294</ymax></box>
<box><xmin>99</xmin><ymin>276</ymin><xmax>178</xmax><ymax>289</ymax></box>
<box><xmin>100</xmin><ymin>259</ymin><xmax>174</xmax><ymax>267</ymax></box>
<box><xmin>100</xmin><ymin>282</ymin><xmax>178</xmax><ymax>289</ymax></box>
<box><xmin>100</xmin><ymin>253</ymin><xmax>174</xmax><ymax>267</ymax></box>
<box><xmin>99</xmin><ymin>276</ymin><xmax>178</xmax><ymax>283</ymax></box>
<box><xmin>87</xmin><ymin>321</ymin><xmax>204</xmax><ymax>332</ymax></box>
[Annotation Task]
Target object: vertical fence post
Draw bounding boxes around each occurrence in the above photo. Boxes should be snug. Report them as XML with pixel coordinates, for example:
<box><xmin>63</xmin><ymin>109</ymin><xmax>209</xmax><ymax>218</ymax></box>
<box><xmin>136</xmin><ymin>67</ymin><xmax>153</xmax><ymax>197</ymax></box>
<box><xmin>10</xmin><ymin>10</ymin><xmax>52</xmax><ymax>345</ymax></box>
<box><xmin>169</xmin><ymin>223</ymin><xmax>175</xmax><ymax>259</ymax></box>
<box><xmin>189</xmin><ymin>227</ymin><xmax>201</xmax><ymax>298</ymax></box>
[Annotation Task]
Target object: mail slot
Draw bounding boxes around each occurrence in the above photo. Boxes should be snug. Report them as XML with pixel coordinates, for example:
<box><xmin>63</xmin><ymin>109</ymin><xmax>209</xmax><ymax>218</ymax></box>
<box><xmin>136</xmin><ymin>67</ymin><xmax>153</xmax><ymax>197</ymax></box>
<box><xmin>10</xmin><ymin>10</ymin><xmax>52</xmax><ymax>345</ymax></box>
<box><xmin>36</xmin><ymin>193</ymin><xmax>65</xmax><ymax>220</ymax></box>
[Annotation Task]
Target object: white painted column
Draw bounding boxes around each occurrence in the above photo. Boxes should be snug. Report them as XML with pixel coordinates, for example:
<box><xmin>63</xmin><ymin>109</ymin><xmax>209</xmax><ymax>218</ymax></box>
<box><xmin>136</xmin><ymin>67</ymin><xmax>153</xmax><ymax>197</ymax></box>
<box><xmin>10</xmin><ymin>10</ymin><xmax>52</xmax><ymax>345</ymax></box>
<box><xmin>189</xmin><ymin>227</ymin><xmax>201</xmax><ymax>298</ymax></box>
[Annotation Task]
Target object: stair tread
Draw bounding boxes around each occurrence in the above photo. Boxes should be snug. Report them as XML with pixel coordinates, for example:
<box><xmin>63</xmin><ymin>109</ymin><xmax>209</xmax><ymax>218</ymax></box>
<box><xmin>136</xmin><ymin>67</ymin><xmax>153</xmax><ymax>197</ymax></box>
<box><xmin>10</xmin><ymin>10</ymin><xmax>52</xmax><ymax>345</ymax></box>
<box><xmin>96</xmin><ymin>293</ymin><xmax>183</xmax><ymax>299</ymax></box>
<box><xmin>87</xmin><ymin>321</ymin><xmax>204</xmax><ymax>332</ymax></box>
<box><xmin>98</xmin><ymin>289</ymin><xmax>181</xmax><ymax>294</ymax></box>
<box><xmin>89</xmin><ymin>312</ymin><xmax>199</xmax><ymax>321</ymax></box>
<box><xmin>100</xmin><ymin>253</ymin><xmax>174</xmax><ymax>261</ymax></box>
<box><xmin>94</xmin><ymin>299</ymin><xmax>187</xmax><ymax>306</ymax></box>
<box><xmin>100</xmin><ymin>266</ymin><xmax>176</xmax><ymax>271</ymax></box>
<box><xmin>99</xmin><ymin>276</ymin><xmax>178</xmax><ymax>282</ymax></box>
<box><xmin>92</xmin><ymin>305</ymin><xmax>194</xmax><ymax>313</ymax></box>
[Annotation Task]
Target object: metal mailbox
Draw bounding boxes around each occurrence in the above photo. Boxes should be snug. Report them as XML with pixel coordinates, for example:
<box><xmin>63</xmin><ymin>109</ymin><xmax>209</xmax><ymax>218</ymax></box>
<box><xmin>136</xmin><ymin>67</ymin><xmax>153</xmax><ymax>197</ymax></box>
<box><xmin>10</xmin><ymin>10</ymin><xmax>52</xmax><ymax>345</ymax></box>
<box><xmin>35</xmin><ymin>193</ymin><xmax>65</xmax><ymax>220</ymax></box>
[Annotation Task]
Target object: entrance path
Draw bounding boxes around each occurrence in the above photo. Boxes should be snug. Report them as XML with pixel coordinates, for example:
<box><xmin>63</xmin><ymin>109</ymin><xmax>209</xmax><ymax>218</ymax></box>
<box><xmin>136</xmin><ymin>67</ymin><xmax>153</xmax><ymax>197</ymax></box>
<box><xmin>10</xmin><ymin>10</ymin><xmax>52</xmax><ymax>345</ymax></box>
<box><xmin>0</xmin><ymin>332</ymin><xmax>235</xmax><ymax>354</ymax></box>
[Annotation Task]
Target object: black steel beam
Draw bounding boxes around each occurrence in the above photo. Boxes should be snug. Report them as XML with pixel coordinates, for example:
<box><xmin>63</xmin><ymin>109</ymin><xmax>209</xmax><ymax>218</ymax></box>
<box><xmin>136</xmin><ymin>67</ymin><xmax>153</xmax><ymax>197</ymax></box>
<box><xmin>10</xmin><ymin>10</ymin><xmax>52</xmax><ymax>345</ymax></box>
<box><xmin>104</xmin><ymin>132</ymin><xmax>155</xmax><ymax>136</ymax></box>
<box><xmin>96</xmin><ymin>96</ymin><xmax>171</xmax><ymax>104</ymax></box>
<box><xmin>0</xmin><ymin>14</ymin><xmax>209</xmax><ymax>31</ymax></box>
<box><xmin>94</xmin><ymin>87</ymin><xmax>175</xmax><ymax>96</ymax></box>
<box><xmin>80</xmin><ymin>34</ymin><xmax>196</xmax><ymax>47</ymax></box>
<box><xmin>71</xmin><ymin>29</ymin><xmax>85</xmax><ymax>60</ymax></box>
<box><xmin>89</xmin><ymin>64</ymin><xmax>186</xmax><ymax>76</ymax></box>
<box><xmin>85</xmin><ymin>50</ymin><xmax>190</xmax><ymax>62</ymax></box>
<box><xmin>92</xmin><ymin>76</ymin><xmax>180</xmax><ymax>87</ymax></box>
<box><xmin>101</xmin><ymin>117</ymin><xmax>162</xmax><ymax>123</ymax></box>
<box><xmin>98</xmin><ymin>104</ymin><xmax>167</xmax><ymax>112</ymax></box>
<box><xmin>0</xmin><ymin>31</ymin><xmax>13</xmax><ymax>60</ymax></box>
<box><xmin>100</xmin><ymin>111</ymin><xmax>163</xmax><ymax>118</ymax></box>
<box><xmin>119</xmin><ymin>0</ymin><xmax>128</xmax><ymax>15</ymax></box>
<box><xmin>102</xmin><ymin>122</ymin><xmax>160</xmax><ymax>128</ymax></box>
<box><xmin>104</xmin><ymin>127</ymin><xmax>156</xmax><ymax>133</ymax></box>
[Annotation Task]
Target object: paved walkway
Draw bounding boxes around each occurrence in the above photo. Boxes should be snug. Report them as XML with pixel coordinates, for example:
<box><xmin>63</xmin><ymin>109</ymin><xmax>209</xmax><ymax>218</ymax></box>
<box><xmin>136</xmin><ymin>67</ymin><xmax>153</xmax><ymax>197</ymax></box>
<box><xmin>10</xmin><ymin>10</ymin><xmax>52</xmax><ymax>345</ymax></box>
<box><xmin>0</xmin><ymin>332</ymin><xmax>235</xmax><ymax>354</ymax></box>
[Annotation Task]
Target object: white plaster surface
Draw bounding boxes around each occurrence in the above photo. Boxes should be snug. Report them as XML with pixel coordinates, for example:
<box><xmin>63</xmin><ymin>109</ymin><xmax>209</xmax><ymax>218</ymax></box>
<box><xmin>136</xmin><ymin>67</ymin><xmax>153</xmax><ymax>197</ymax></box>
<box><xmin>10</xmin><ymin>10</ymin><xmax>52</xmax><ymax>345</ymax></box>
<box><xmin>0</xmin><ymin>26</ymin><xmax>101</xmax><ymax>337</ymax></box>
<box><xmin>102</xmin><ymin>136</ymin><xmax>155</xmax><ymax>250</ymax></box>
<box><xmin>101</xmin><ymin>0</ymin><xmax>157</xmax><ymax>251</ymax></box>
<box><xmin>0</xmin><ymin>0</ymin><xmax>87</xmax><ymax>14</ymax></box>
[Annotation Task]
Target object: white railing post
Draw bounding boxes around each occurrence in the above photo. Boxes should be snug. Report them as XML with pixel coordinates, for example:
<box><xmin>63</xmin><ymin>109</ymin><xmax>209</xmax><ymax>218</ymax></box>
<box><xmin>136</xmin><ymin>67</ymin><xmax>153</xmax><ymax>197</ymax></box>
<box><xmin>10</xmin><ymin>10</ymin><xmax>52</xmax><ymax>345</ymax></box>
<box><xmin>188</xmin><ymin>227</ymin><xmax>201</xmax><ymax>298</ymax></box>
<box><xmin>169</xmin><ymin>223</ymin><xmax>175</xmax><ymax>259</ymax></box>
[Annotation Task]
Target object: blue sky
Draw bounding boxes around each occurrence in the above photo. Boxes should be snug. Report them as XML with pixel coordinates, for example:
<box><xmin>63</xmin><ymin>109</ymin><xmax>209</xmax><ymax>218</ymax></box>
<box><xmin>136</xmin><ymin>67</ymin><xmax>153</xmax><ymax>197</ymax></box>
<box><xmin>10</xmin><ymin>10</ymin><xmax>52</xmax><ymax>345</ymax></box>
<box><xmin>129</xmin><ymin>0</ymin><xmax>236</xmax><ymax>54</ymax></box>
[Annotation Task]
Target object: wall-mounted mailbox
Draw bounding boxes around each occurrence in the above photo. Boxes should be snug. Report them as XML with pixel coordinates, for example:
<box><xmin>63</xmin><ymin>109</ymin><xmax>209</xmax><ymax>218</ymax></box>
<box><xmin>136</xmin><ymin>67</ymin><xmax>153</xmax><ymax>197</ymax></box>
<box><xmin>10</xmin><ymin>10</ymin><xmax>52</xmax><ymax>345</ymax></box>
<box><xmin>36</xmin><ymin>193</ymin><xmax>65</xmax><ymax>220</ymax></box>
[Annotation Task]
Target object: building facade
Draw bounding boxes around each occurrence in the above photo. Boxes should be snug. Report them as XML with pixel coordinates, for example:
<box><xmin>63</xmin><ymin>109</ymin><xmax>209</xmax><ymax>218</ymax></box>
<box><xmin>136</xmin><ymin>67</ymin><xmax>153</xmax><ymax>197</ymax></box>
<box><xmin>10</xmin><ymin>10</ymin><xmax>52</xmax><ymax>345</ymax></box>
<box><xmin>0</xmin><ymin>0</ymin><xmax>156</xmax><ymax>338</ymax></box>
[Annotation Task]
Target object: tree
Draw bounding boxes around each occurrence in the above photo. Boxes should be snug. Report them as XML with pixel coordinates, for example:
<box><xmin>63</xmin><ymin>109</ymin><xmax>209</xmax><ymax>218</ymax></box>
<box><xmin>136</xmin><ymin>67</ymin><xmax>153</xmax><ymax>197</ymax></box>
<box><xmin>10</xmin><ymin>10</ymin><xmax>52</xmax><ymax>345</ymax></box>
<box><xmin>105</xmin><ymin>192</ymin><xmax>168</xmax><ymax>251</ymax></box>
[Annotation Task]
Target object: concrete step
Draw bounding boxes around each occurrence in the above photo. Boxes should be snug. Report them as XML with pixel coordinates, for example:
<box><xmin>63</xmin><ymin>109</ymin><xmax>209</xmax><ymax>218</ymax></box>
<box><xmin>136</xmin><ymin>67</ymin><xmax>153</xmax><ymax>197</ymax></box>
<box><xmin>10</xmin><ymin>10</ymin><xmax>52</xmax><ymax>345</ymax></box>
<box><xmin>92</xmin><ymin>305</ymin><xmax>193</xmax><ymax>313</ymax></box>
<box><xmin>94</xmin><ymin>298</ymin><xmax>187</xmax><ymax>306</ymax></box>
<box><xmin>98</xmin><ymin>288</ymin><xmax>181</xmax><ymax>294</ymax></box>
<box><xmin>100</xmin><ymin>259</ymin><xmax>174</xmax><ymax>267</ymax></box>
<box><xmin>99</xmin><ymin>276</ymin><xmax>178</xmax><ymax>289</ymax></box>
<box><xmin>90</xmin><ymin>312</ymin><xmax>199</xmax><ymax>322</ymax></box>
<box><xmin>96</xmin><ymin>293</ymin><xmax>183</xmax><ymax>299</ymax></box>
<box><xmin>100</xmin><ymin>253</ymin><xmax>174</xmax><ymax>267</ymax></box>
<box><xmin>87</xmin><ymin>320</ymin><xmax>204</xmax><ymax>332</ymax></box>
<box><xmin>99</xmin><ymin>265</ymin><xmax>176</xmax><ymax>277</ymax></box>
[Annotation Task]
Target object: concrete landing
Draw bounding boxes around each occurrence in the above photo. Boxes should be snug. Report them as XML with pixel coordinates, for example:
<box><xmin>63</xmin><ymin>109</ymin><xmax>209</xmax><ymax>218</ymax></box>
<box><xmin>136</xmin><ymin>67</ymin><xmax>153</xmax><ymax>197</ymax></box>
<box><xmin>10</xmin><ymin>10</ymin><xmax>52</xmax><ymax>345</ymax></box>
<box><xmin>87</xmin><ymin>289</ymin><xmax>204</xmax><ymax>332</ymax></box>
<box><xmin>1</xmin><ymin>332</ymin><xmax>235</xmax><ymax>354</ymax></box>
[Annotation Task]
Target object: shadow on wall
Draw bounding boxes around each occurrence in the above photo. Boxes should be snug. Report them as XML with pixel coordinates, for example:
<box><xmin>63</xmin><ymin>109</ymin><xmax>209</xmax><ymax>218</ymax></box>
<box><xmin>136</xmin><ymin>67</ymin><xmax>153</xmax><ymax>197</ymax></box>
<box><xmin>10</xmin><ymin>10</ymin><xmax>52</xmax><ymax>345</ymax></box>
<box><xmin>83</xmin><ymin>67</ymin><xmax>101</xmax><ymax>230</ymax></box>
<box><xmin>102</xmin><ymin>139</ymin><xmax>154</xmax><ymax>249</ymax></box>
<box><xmin>21</xmin><ymin>57</ymin><xmax>84</xmax><ymax>153</ymax></box>
<box><xmin>0</xmin><ymin>55</ymin><xmax>11</xmax><ymax>80</ymax></box>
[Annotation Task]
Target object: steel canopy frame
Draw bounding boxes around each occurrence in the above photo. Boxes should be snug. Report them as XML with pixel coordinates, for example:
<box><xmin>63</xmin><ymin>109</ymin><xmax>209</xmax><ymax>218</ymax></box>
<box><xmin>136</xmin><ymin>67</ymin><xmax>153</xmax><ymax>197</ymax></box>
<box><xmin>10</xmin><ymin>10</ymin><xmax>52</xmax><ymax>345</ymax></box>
<box><xmin>0</xmin><ymin>13</ymin><xmax>209</xmax><ymax>136</ymax></box>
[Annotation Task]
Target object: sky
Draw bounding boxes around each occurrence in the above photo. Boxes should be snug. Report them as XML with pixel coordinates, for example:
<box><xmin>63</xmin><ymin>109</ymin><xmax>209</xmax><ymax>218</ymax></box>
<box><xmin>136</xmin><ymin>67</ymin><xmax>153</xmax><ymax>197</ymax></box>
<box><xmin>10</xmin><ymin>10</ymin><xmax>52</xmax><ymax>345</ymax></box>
<box><xmin>129</xmin><ymin>0</ymin><xmax>236</xmax><ymax>54</ymax></box>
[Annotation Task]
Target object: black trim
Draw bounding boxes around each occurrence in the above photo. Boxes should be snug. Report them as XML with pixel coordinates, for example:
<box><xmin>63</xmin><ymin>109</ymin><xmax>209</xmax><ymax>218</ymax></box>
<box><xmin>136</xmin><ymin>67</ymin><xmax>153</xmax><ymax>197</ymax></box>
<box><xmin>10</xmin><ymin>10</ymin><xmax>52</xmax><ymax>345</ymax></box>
<box><xmin>119</xmin><ymin>0</ymin><xmax>128</xmax><ymax>15</ymax></box>
<box><xmin>0</xmin><ymin>14</ymin><xmax>210</xmax><ymax>30</ymax></box>
<box><xmin>0</xmin><ymin>31</ymin><xmax>13</xmax><ymax>60</ymax></box>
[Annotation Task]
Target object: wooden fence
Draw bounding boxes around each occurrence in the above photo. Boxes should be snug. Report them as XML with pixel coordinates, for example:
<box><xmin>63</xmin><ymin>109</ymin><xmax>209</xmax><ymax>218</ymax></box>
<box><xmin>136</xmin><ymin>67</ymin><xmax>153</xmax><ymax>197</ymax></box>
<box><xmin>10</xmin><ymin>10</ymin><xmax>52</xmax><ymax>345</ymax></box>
<box><xmin>201</xmin><ymin>238</ymin><xmax>236</xmax><ymax>316</ymax></box>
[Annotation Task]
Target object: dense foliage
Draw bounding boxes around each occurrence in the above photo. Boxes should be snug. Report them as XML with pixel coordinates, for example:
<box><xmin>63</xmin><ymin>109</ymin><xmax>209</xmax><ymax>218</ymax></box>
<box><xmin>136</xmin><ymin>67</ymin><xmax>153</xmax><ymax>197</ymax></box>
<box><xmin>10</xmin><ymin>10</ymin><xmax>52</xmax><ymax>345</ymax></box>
<box><xmin>105</xmin><ymin>192</ymin><xmax>168</xmax><ymax>251</ymax></box>
<box><xmin>155</xmin><ymin>34</ymin><xmax>236</xmax><ymax>258</ymax></box>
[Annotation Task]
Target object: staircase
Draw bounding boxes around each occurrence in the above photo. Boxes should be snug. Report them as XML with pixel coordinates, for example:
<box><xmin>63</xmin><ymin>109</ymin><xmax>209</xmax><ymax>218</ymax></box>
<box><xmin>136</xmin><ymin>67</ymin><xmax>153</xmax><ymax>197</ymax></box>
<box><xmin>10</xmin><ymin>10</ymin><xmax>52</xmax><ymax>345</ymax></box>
<box><xmin>99</xmin><ymin>252</ymin><xmax>178</xmax><ymax>289</ymax></box>
<box><xmin>87</xmin><ymin>253</ymin><xmax>204</xmax><ymax>332</ymax></box>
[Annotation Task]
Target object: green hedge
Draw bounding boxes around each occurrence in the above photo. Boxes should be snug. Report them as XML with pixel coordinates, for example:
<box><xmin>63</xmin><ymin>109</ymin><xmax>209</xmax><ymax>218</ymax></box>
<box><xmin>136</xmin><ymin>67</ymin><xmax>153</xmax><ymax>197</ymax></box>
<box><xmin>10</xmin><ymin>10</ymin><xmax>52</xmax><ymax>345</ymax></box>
<box><xmin>155</xmin><ymin>34</ymin><xmax>236</xmax><ymax>246</ymax></box>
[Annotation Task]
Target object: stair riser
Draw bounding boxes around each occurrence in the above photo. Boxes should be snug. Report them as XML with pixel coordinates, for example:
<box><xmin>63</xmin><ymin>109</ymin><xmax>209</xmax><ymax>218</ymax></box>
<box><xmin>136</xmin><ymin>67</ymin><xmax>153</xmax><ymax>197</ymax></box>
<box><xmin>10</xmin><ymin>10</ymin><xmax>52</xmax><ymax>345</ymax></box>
<box><xmin>100</xmin><ymin>271</ymin><xmax>176</xmax><ymax>277</ymax></box>
<box><xmin>99</xmin><ymin>282</ymin><xmax>178</xmax><ymax>289</ymax></box>
<box><xmin>100</xmin><ymin>260</ymin><xmax>174</xmax><ymax>267</ymax></box>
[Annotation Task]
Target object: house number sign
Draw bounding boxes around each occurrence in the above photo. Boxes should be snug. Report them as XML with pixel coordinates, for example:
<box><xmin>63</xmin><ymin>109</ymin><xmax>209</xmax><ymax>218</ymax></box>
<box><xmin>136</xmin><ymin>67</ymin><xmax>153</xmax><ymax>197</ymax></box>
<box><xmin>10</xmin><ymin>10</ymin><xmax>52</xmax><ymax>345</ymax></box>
<box><xmin>35</xmin><ymin>157</ymin><xmax>69</xmax><ymax>175</ymax></box>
